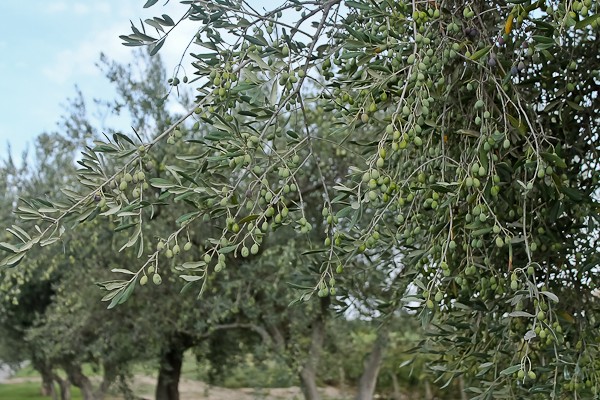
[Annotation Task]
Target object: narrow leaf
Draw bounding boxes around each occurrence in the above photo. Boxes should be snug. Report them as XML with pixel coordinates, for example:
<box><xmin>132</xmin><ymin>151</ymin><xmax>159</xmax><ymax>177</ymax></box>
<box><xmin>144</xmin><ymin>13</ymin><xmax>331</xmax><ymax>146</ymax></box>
<box><xmin>111</xmin><ymin>268</ymin><xmax>136</xmax><ymax>275</ymax></box>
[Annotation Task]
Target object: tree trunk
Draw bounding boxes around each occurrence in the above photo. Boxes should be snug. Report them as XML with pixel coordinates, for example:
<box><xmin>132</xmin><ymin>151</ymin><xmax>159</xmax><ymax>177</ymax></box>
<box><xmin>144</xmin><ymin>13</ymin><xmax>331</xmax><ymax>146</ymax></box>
<box><xmin>116</xmin><ymin>374</ymin><xmax>136</xmax><ymax>400</ymax></box>
<box><xmin>355</xmin><ymin>329</ymin><xmax>387</xmax><ymax>400</ymax></box>
<box><xmin>33</xmin><ymin>361</ymin><xmax>69</xmax><ymax>400</ymax></box>
<box><xmin>40</xmin><ymin>368</ymin><xmax>57</xmax><ymax>400</ymax></box>
<box><xmin>424</xmin><ymin>380</ymin><xmax>432</xmax><ymax>400</ymax></box>
<box><xmin>391</xmin><ymin>373</ymin><xmax>402</xmax><ymax>400</ymax></box>
<box><xmin>300</xmin><ymin>366</ymin><xmax>320</xmax><ymax>400</ymax></box>
<box><xmin>94</xmin><ymin>363</ymin><xmax>117</xmax><ymax>400</ymax></box>
<box><xmin>458</xmin><ymin>376</ymin><xmax>467</xmax><ymax>400</ymax></box>
<box><xmin>32</xmin><ymin>359</ymin><xmax>56</xmax><ymax>400</ymax></box>
<box><xmin>339</xmin><ymin>366</ymin><xmax>346</xmax><ymax>391</ymax></box>
<box><xmin>57</xmin><ymin>377</ymin><xmax>72</xmax><ymax>400</ymax></box>
<box><xmin>298</xmin><ymin>297</ymin><xmax>329</xmax><ymax>400</ymax></box>
<box><xmin>66</xmin><ymin>364</ymin><xmax>95</xmax><ymax>400</ymax></box>
<box><xmin>155</xmin><ymin>342</ymin><xmax>186</xmax><ymax>400</ymax></box>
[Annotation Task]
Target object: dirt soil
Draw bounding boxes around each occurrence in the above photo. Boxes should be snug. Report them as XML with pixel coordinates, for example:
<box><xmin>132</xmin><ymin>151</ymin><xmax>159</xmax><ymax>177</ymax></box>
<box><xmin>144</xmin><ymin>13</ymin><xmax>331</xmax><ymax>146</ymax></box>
<box><xmin>132</xmin><ymin>375</ymin><xmax>350</xmax><ymax>400</ymax></box>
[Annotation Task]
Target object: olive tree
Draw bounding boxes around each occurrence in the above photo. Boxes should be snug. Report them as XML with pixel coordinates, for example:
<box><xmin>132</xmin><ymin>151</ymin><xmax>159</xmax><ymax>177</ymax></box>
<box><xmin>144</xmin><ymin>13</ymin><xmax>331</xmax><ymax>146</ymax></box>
<box><xmin>2</xmin><ymin>1</ymin><xmax>599</xmax><ymax>398</ymax></box>
<box><xmin>2</xmin><ymin>47</ymin><xmax>372</xmax><ymax>400</ymax></box>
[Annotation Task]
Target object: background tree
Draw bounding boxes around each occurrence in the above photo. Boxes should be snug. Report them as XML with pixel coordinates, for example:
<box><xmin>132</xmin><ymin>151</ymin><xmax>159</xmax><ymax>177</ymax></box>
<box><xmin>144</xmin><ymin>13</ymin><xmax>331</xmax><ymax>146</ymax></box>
<box><xmin>2</xmin><ymin>1</ymin><xmax>599</xmax><ymax>399</ymax></box>
<box><xmin>2</xmin><ymin>48</ymin><xmax>406</xmax><ymax>400</ymax></box>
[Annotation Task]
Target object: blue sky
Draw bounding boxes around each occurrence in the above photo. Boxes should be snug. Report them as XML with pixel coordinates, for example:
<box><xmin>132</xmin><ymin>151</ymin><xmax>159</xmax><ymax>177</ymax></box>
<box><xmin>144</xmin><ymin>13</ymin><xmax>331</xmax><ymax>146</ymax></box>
<box><xmin>0</xmin><ymin>1</ymin><xmax>197</xmax><ymax>159</ymax></box>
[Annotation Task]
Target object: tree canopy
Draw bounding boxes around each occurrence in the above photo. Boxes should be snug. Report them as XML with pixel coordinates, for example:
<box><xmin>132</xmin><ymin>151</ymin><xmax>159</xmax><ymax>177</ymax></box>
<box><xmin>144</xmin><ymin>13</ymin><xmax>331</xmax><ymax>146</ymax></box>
<box><xmin>1</xmin><ymin>0</ymin><xmax>600</xmax><ymax>398</ymax></box>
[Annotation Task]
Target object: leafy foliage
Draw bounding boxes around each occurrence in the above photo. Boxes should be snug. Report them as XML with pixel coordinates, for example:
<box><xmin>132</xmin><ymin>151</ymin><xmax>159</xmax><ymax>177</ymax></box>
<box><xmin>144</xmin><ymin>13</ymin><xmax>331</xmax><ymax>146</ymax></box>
<box><xmin>2</xmin><ymin>0</ymin><xmax>600</xmax><ymax>398</ymax></box>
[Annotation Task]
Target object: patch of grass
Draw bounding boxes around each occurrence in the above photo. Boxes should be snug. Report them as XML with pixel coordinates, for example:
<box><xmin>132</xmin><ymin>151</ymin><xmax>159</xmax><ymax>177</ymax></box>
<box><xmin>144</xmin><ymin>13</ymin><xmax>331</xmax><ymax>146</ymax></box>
<box><xmin>0</xmin><ymin>381</ymin><xmax>82</xmax><ymax>400</ymax></box>
<box><xmin>180</xmin><ymin>352</ymin><xmax>210</xmax><ymax>381</ymax></box>
<box><xmin>11</xmin><ymin>364</ymin><xmax>38</xmax><ymax>378</ymax></box>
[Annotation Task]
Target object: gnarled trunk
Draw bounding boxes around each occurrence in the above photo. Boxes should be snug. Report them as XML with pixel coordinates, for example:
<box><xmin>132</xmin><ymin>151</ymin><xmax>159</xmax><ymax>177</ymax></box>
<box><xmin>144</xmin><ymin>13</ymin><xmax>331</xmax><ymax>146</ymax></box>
<box><xmin>458</xmin><ymin>376</ymin><xmax>467</xmax><ymax>400</ymax></box>
<box><xmin>115</xmin><ymin>374</ymin><xmax>136</xmax><ymax>400</ymax></box>
<box><xmin>57</xmin><ymin>376</ymin><xmax>72</xmax><ymax>400</ymax></box>
<box><xmin>355</xmin><ymin>329</ymin><xmax>388</xmax><ymax>400</ymax></box>
<box><xmin>155</xmin><ymin>347</ymin><xmax>184</xmax><ymax>400</ymax></box>
<box><xmin>424</xmin><ymin>380</ymin><xmax>433</xmax><ymax>400</ymax></box>
<box><xmin>391</xmin><ymin>373</ymin><xmax>402</xmax><ymax>400</ymax></box>
<box><xmin>94</xmin><ymin>363</ymin><xmax>117</xmax><ymax>400</ymax></box>
<box><xmin>300</xmin><ymin>366</ymin><xmax>321</xmax><ymax>400</ymax></box>
<box><xmin>155</xmin><ymin>334</ymin><xmax>193</xmax><ymax>400</ymax></box>
<box><xmin>33</xmin><ymin>360</ymin><xmax>70</xmax><ymax>400</ymax></box>
<box><xmin>66</xmin><ymin>364</ymin><xmax>95</xmax><ymax>400</ymax></box>
<box><xmin>298</xmin><ymin>297</ymin><xmax>329</xmax><ymax>400</ymax></box>
<box><xmin>40</xmin><ymin>368</ymin><xmax>57</xmax><ymax>400</ymax></box>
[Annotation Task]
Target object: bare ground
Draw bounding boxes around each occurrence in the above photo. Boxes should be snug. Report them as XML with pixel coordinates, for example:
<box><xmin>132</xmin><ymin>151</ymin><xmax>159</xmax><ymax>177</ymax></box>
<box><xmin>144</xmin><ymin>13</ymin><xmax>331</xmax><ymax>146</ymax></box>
<box><xmin>4</xmin><ymin>375</ymin><xmax>352</xmax><ymax>400</ymax></box>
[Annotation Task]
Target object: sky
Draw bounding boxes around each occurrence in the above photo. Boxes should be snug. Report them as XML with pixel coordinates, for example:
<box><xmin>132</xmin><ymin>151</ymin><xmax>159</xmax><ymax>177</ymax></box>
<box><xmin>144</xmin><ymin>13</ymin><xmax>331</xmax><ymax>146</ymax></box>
<box><xmin>0</xmin><ymin>0</ymin><xmax>199</xmax><ymax>160</ymax></box>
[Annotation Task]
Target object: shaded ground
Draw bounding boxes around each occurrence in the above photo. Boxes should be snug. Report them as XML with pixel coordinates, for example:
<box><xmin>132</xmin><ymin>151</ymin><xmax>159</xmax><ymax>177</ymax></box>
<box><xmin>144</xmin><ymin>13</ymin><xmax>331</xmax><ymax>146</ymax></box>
<box><xmin>4</xmin><ymin>375</ymin><xmax>352</xmax><ymax>400</ymax></box>
<box><xmin>133</xmin><ymin>375</ymin><xmax>349</xmax><ymax>400</ymax></box>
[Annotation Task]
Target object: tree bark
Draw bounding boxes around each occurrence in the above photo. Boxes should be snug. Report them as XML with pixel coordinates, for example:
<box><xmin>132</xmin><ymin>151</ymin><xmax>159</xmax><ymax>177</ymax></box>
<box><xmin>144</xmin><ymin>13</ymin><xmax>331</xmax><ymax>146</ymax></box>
<box><xmin>424</xmin><ymin>380</ymin><xmax>432</xmax><ymax>400</ymax></box>
<box><xmin>300</xmin><ymin>365</ymin><xmax>321</xmax><ymax>400</ymax></box>
<box><xmin>355</xmin><ymin>329</ymin><xmax>387</xmax><ymax>400</ymax></box>
<box><xmin>155</xmin><ymin>338</ymin><xmax>190</xmax><ymax>400</ymax></box>
<box><xmin>115</xmin><ymin>374</ymin><xmax>136</xmax><ymax>400</ymax></box>
<box><xmin>40</xmin><ymin>368</ymin><xmax>57</xmax><ymax>400</ymax></box>
<box><xmin>391</xmin><ymin>372</ymin><xmax>402</xmax><ymax>400</ymax></box>
<box><xmin>66</xmin><ymin>364</ymin><xmax>95</xmax><ymax>400</ymax></box>
<box><xmin>298</xmin><ymin>297</ymin><xmax>329</xmax><ymax>400</ymax></box>
<box><xmin>94</xmin><ymin>363</ymin><xmax>117</xmax><ymax>400</ymax></box>
<box><xmin>57</xmin><ymin>376</ymin><xmax>72</xmax><ymax>400</ymax></box>
<box><xmin>458</xmin><ymin>376</ymin><xmax>467</xmax><ymax>400</ymax></box>
<box><xmin>33</xmin><ymin>361</ymin><xmax>69</xmax><ymax>400</ymax></box>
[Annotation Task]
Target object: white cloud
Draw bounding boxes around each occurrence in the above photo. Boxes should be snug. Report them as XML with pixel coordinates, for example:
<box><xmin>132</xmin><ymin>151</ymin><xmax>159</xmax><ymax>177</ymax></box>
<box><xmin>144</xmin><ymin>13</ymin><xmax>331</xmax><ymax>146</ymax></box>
<box><xmin>42</xmin><ymin>2</ymin><xmax>203</xmax><ymax>82</ymax></box>
<box><xmin>159</xmin><ymin>19</ymin><xmax>200</xmax><ymax>74</ymax></box>
<box><xmin>167</xmin><ymin>101</ymin><xmax>188</xmax><ymax>116</ymax></box>
<box><xmin>41</xmin><ymin>24</ymin><xmax>130</xmax><ymax>84</ymax></box>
